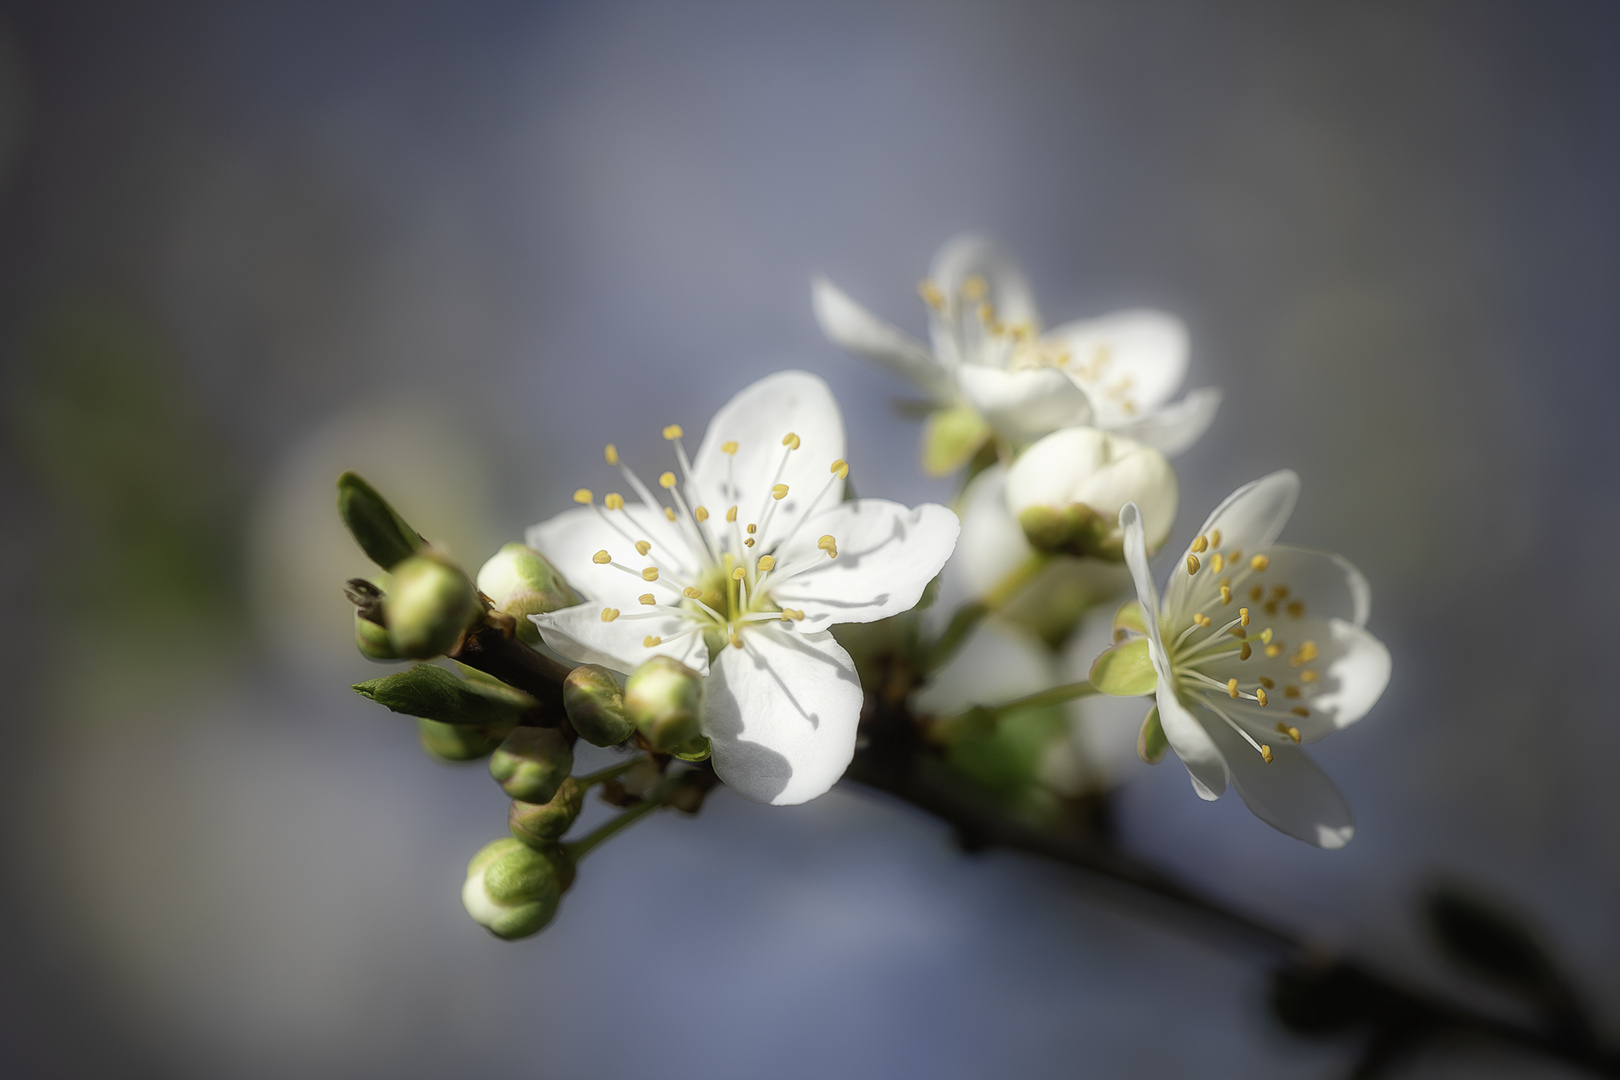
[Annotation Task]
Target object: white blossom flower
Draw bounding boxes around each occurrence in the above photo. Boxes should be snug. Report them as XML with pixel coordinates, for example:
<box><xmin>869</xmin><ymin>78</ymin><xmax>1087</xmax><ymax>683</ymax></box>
<box><xmin>813</xmin><ymin>235</ymin><xmax>1221</xmax><ymax>467</ymax></box>
<box><xmin>527</xmin><ymin>371</ymin><xmax>959</xmax><ymax>806</ymax></box>
<box><xmin>1004</xmin><ymin>427</ymin><xmax>1178</xmax><ymax>559</ymax></box>
<box><xmin>1114</xmin><ymin>471</ymin><xmax>1391</xmax><ymax>847</ymax></box>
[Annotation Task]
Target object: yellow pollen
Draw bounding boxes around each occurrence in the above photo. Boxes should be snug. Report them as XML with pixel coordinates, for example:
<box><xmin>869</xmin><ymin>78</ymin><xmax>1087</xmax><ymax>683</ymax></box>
<box><xmin>745</xmin><ymin>537</ymin><xmax>755</xmax><ymax>547</ymax></box>
<box><xmin>664</xmin><ymin>507</ymin><xmax>677</xmax><ymax>521</ymax></box>
<box><xmin>695</xmin><ymin>506</ymin><xmax>710</xmax><ymax>522</ymax></box>
<box><xmin>726</xmin><ymin>506</ymin><xmax>738</xmax><ymax>522</ymax></box>
<box><xmin>1259</xmin><ymin>676</ymin><xmax>1275</xmax><ymax>689</ymax></box>
<box><xmin>600</xmin><ymin>608</ymin><xmax>619</xmax><ymax>622</ymax></box>
<box><xmin>746</xmin><ymin>523</ymin><xmax>757</xmax><ymax>534</ymax></box>
<box><xmin>1239</xmin><ymin>607</ymin><xmax>1250</xmax><ymax>626</ymax></box>
<box><xmin>961</xmin><ymin>274</ymin><xmax>987</xmax><ymax>300</ymax></box>
<box><xmin>722</xmin><ymin>441</ymin><xmax>738</xmax><ymax>456</ymax></box>
<box><xmin>818</xmin><ymin>534</ymin><xmax>838</xmax><ymax>558</ymax></box>
<box><xmin>1286</xmin><ymin>601</ymin><xmax>1305</xmax><ymax>618</ymax></box>
<box><xmin>1291</xmin><ymin>640</ymin><xmax>1319</xmax><ymax>666</ymax></box>
<box><xmin>1191</xmin><ymin>535</ymin><xmax>1208</xmax><ymax>553</ymax></box>
<box><xmin>758</xmin><ymin>555</ymin><xmax>776</xmax><ymax>571</ymax></box>
<box><xmin>573</xmin><ymin>488</ymin><xmax>593</xmax><ymax>504</ymax></box>
<box><xmin>604</xmin><ymin>444</ymin><xmax>619</xmax><ymax>465</ymax></box>
<box><xmin>592</xmin><ymin>550</ymin><xmax>611</xmax><ymax>564</ymax></box>
<box><xmin>830</xmin><ymin>459</ymin><xmax>848</xmax><ymax>478</ymax></box>
<box><xmin>1284</xmin><ymin>685</ymin><xmax>1300</xmax><ymax>698</ymax></box>
<box><xmin>1220</xmin><ymin>584</ymin><xmax>1233</xmax><ymax>605</ymax></box>
<box><xmin>1291</xmin><ymin>706</ymin><xmax>1310</xmax><ymax>718</ymax></box>
<box><xmin>1301</xmin><ymin>670</ymin><xmax>1319</xmax><ymax>684</ymax></box>
<box><xmin>782</xmin><ymin>432</ymin><xmax>801</xmax><ymax>450</ymax></box>
<box><xmin>1255</xmin><ymin>687</ymin><xmax>1269</xmax><ymax>707</ymax></box>
<box><xmin>1227</xmin><ymin>678</ymin><xmax>1239</xmax><ymax>699</ymax></box>
<box><xmin>732</xmin><ymin>567</ymin><xmax>746</xmax><ymax>580</ymax></box>
<box><xmin>1186</xmin><ymin>554</ymin><xmax>1201</xmax><ymax>575</ymax></box>
<box><xmin>1250</xmin><ymin>554</ymin><xmax>1270</xmax><ymax>572</ymax></box>
<box><xmin>1260</xmin><ymin>628</ymin><xmax>1274</xmax><ymax>644</ymax></box>
<box><xmin>1265</xmin><ymin>643</ymin><xmax>1283</xmax><ymax>658</ymax></box>
<box><xmin>643</xmin><ymin>635</ymin><xmax>662</xmax><ymax>647</ymax></box>
<box><xmin>1260</xmin><ymin>745</ymin><xmax>1274</xmax><ymax>764</ymax></box>
<box><xmin>683</xmin><ymin>587</ymin><xmax>702</xmax><ymax>599</ymax></box>
<box><xmin>605</xmin><ymin>493</ymin><xmax>625</xmax><ymax>510</ymax></box>
<box><xmin>772</xmin><ymin>484</ymin><xmax>789</xmax><ymax>500</ymax></box>
<box><xmin>1227</xmin><ymin>548</ymin><xmax>1242</xmax><ymax>564</ymax></box>
<box><xmin>642</xmin><ymin>567</ymin><xmax>659</xmax><ymax>581</ymax></box>
<box><xmin>1210</xmin><ymin>529</ymin><xmax>1222</xmax><ymax>548</ymax></box>
<box><xmin>659</xmin><ymin>471</ymin><xmax>676</xmax><ymax>489</ymax></box>
<box><xmin>1212</xmin><ymin>553</ymin><xmax>1225</xmax><ymax>574</ymax></box>
<box><xmin>1239</xmin><ymin>642</ymin><xmax>1252</xmax><ymax>660</ymax></box>
<box><xmin>917</xmin><ymin>278</ymin><xmax>945</xmax><ymax>308</ymax></box>
<box><xmin>635</xmin><ymin>540</ymin><xmax>651</xmax><ymax>556</ymax></box>
<box><xmin>639</xmin><ymin>594</ymin><xmax>656</xmax><ymax>606</ymax></box>
<box><xmin>1278</xmin><ymin>723</ymin><xmax>1301</xmax><ymax>743</ymax></box>
<box><xmin>662</xmin><ymin>424</ymin><xmax>683</xmax><ymax>440</ymax></box>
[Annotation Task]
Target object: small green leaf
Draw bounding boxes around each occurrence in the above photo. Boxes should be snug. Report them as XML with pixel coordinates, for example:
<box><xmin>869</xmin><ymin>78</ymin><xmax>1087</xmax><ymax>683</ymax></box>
<box><xmin>1089</xmin><ymin>638</ymin><xmax>1158</xmax><ymax>696</ymax></box>
<box><xmin>354</xmin><ymin>663</ymin><xmax>534</xmax><ymax>727</ymax></box>
<box><xmin>921</xmin><ymin>403</ymin><xmax>990</xmax><ymax>477</ymax></box>
<box><xmin>1113</xmin><ymin>600</ymin><xmax>1146</xmax><ymax>636</ymax></box>
<box><xmin>1137</xmin><ymin>706</ymin><xmax>1167</xmax><ymax>764</ymax></box>
<box><xmin>337</xmin><ymin>471</ymin><xmax>425</xmax><ymax>570</ymax></box>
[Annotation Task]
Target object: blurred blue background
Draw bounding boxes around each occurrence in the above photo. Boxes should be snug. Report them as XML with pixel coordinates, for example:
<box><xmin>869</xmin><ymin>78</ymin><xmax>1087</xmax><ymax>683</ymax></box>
<box><xmin>1</xmin><ymin>2</ymin><xmax>1617</xmax><ymax>1076</ymax></box>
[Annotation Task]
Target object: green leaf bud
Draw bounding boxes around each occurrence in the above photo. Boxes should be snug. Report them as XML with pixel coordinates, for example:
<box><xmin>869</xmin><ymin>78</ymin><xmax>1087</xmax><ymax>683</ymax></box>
<box><xmin>509</xmin><ymin>776</ymin><xmax>585</xmax><ymax>848</ymax></box>
<box><xmin>476</xmin><ymin>543</ymin><xmax>579</xmax><ymax>644</ymax></box>
<box><xmin>416</xmin><ymin>717</ymin><xmax>506</xmax><ymax>762</ymax></box>
<box><xmin>354</xmin><ymin>612</ymin><xmax>398</xmax><ymax>661</ymax></box>
<box><xmin>562</xmin><ymin>664</ymin><xmax>635</xmax><ymax>747</ymax></box>
<box><xmin>336</xmin><ymin>471</ymin><xmax>425</xmax><ymax>570</ymax></box>
<box><xmin>1089</xmin><ymin>638</ymin><xmax>1158</xmax><ymax>697</ymax></box>
<box><xmin>385</xmin><ymin>553</ymin><xmax>480</xmax><ymax>659</ymax></box>
<box><xmin>623</xmin><ymin>655</ymin><xmax>704</xmax><ymax>752</ymax></box>
<box><xmin>354</xmin><ymin>663</ymin><xmax>534</xmax><ymax>727</ymax></box>
<box><xmin>488</xmin><ymin>726</ymin><xmax>573</xmax><ymax>804</ymax></box>
<box><xmin>461</xmin><ymin>838</ymin><xmax>562</xmax><ymax>940</ymax></box>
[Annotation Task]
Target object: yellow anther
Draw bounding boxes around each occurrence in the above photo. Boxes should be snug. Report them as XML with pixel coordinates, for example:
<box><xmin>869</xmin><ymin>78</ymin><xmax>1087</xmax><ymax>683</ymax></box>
<box><xmin>635</xmin><ymin>540</ymin><xmax>651</xmax><ymax>556</ymax></box>
<box><xmin>730</xmin><ymin>632</ymin><xmax>743</xmax><ymax>649</ymax></box>
<box><xmin>1227</xmin><ymin>678</ymin><xmax>1239</xmax><ymax>699</ymax></box>
<box><xmin>683</xmin><ymin>587</ymin><xmax>702</xmax><ymax>599</ymax></box>
<box><xmin>1292</xmin><ymin>640</ymin><xmax>1319</xmax><ymax>666</ymax></box>
<box><xmin>818</xmin><ymin>534</ymin><xmax>838</xmax><ymax>558</ymax></box>
<box><xmin>830</xmin><ymin>459</ymin><xmax>848</xmax><ymax>478</ymax></box>
<box><xmin>745</xmin><ymin>537</ymin><xmax>755</xmax><ymax>547</ymax></box>
<box><xmin>1286</xmin><ymin>601</ymin><xmax>1305</xmax><ymax>619</ymax></box>
<box><xmin>1239</xmin><ymin>642</ymin><xmax>1252</xmax><ymax>660</ymax></box>
<box><xmin>642</xmin><ymin>567</ymin><xmax>659</xmax><ymax>581</ymax></box>
<box><xmin>1260</xmin><ymin>745</ymin><xmax>1274</xmax><ymax>764</ymax></box>
<box><xmin>726</xmin><ymin>506</ymin><xmax>738</xmax><ymax>522</ymax></box>
<box><xmin>1220</xmin><ymin>584</ymin><xmax>1233</xmax><ymax>605</ymax></box>
<box><xmin>573</xmin><ymin>488</ymin><xmax>593</xmax><ymax>504</ymax></box>
<box><xmin>722</xmin><ymin>441</ymin><xmax>739</xmax><ymax>455</ymax></box>
<box><xmin>1278</xmin><ymin>723</ymin><xmax>1301</xmax><ymax>743</ymax></box>
<box><xmin>600</xmin><ymin>608</ymin><xmax>619</xmax><ymax>622</ymax></box>
<box><xmin>1291</xmin><ymin>706</ymin><xmax>1310</xmax><ymax>718</ymax></box>
<box><xmin>917</xmin><ymin>278</ymin><xmax>945</xmax><ymax>308</ymax></box>
<box><xmin>604</xmin><ymin>444</ymin><xmax>619</xmax><ymax>465</ymax></box>
<box><xmin>659</xmin><ymin>471</ymin><xmax>676</xmax><ymax>489</ymax></box>
<box><xmin>639</xmin><ymin>594</ymin><xmax>656</xmax><ymax>606</ymax></box>
<box><xmin>1265</xmin><ymin>643</ymin><xmax>1283</xmax><ymax>658</ymax></box>
<box><xmin>1250</xmin><ymin>554</ymin><xmax>1270</xmax><ymax>572</ymax></box>
<box><xmin>695</xmin><ymin>506</ymin><xmax>710</xmax><ymax>522</ymax></box>
<box><xmin>1259</xmin><ymin>676</ymin><xmax>1275</xmax><ymax>689</ymax></box>
<box><xmin>664</xmin><ymin>507</ymin><xmax>677</xmax><ymax>521</ymax></box>
<box><xmin>747</xmin><ymin>523</ymin><xmax>757</xmax><ymax>534</ymax></box>
<box><xmin>780</xmin><ymin>608</ymin><xmax>805</xmax><ymax>621</ymax></box>
<box><xmin>1210</xmin><ymin>529</ymin><xmax>1222</xmax><ymax>548</ymax></box>
<box><xmin>1186</xmin><ymin>554</ymin><xmax>1201</xmax><ymax>575</ymax></box>
<box><xmin>1227</xmin><ymin>625</ymin><xmax>1246</xmax><ymax>639</ymax></box>
<box><xmin>662</xmin><ymin>424</ymin><xmax>683</xmax><ymax>440</ymax></box>
<box><xmin>960</xmin><ymin>274</ymin><xmax>987</xmax><ymax>301</ymax></box>
<box><xmin>1191</xmin><ymin>534</ymin><xmax>1208</xmax><ymax>553</ymax></box>
<box><xmin>643</xmin><ymin>635</ymin><xmax>662</xmax><ymax>647</ymax></box>
<box><xmin>1259</xmin><ymin>628</ymin><xmax>1274</xmax><ymax>644</ymax></box>
<box><xmin>1211</xmin><ymin>553</ymin><xmax>1225</xmax><ymax>574</ymax></box>
<box><xmin>605</xmin><ymin>493</ymin><xmax>625</xmax><ymax>510</ymax></box>
<box><xmin>592</xmin><ymin>550</ymin><xmax>611</xmax><ymax>564</ymax></box>
<box><xmin>1239</xmin><ymin>607</ymin><xmax>1250</xmax><ymax>626</ymax></box>
<box><xmin>1255</xmin><ymin>687</ymin><xmax>1269</xmax><ymax>707</ymax></box>
<box><xmin>732</xmin><ymin>567</ymin><xmax>746</xmax><ymax>580</ymax></box>
<box><xmin>782</xmin><ymin>432</ymin><xmax>801</xmax><ymax>450</ymax></box>
<box><xmin>758</xmin><ymin>555</ymin><xmax>776</xmax><ymax>571</ymax></box>
<box><xmin>771</xmin><ymin>484</ymin><xmax>789</xmax><ymax>500</ymax></box>
<box><xmin>1300</xmin><ymin>670</ymin><xmax>1319</xmax><ymax>684</ymax></box>
<box><xmin>1284</xmin><ymin>685</ymin><xmax>1300</xmax><ymax>698</ymax></box>
<box><xmin>1199</xmin><ymin>614</ymin><xmax>1213</xmax><ymax>628</ymax></box>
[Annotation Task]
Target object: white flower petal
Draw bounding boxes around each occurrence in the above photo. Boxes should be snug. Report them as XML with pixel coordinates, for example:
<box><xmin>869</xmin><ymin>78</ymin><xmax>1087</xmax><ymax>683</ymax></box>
<box><xmin>915</xmin><ymin>618</ymin><xmax>1057</xmax><ymax>717</ymax></box>
<box><xmin>955</xmin><ymin>364</ymin><xmax>1093</xmax><ymax>443</ymax></box>
<box><xmin>1259</xmin><ymin>545</ymin><xmax>1372</xmax><ymax>627</ymax></box>
<box><xmin>1161</xmin><ymin>691</ymin><xmax>1229</xmax><ymax>799</ymax></box>
<box><xmin>935</xmin><ymin>464</ymin><xmax>1029</xmax><ymax>613</ymax></box>
<box><xmin>1207</xmin><ymin>618</ymin><xmax>1390</xmax><ymax>742</ymax></box>
<box><xmin>770</xmin><ymin>499</ymin><xmax>959</xmax><ymax>631</ymax></box>
<box><xmin>531</xmin><ymin>603</ymin><xmax>709</xmax><ymax>676</ymax></box>
<box><xmin>1166</xmin><ymin>470</ymin><xmax>1299</xmax><ymax>617</ymax></box>
<box><xmin>1043</xmin><ymin>309</ymin><xmax>1187</xmax><ymax>422</ymax></box>
<box><xmin>1118</xmin><ymin>503</ymin><xmax>1165</xmax><ymax>656</ymax></box>
<box><xmin>1004</xmin><ymin>427</ymin><xmax>1178</xmax><ymax>552</ymax></box>
<box><xmin>1111</xmin><ymin>388</ymin><xmax>1223</xmax><ymax>458</ymax></box>
<box><xmin>705</xmin><ymin>626</ymin><xmax>864</xmax><ymax>806</ymax></box>
<box><xmin>689</xmin><ymin>371</ymin><xmax>846</xmax><ymax>542</ymax></box>
<box><xmin>928</xmin><ymin>234</ymin><xmax>1041</xmax><ymax>334</ymax></box>
<box><xmin>1200</xmin><ymin>712</ymin><xmax>1355</xmax><ymax>848</ymax></box>
<box><xmin>526</xmin><ymin>506</ymin><xmax>697</xmax><ymax>601</ymax></box>
<box><xmin>812</xmin><ymin>276</ymin><xmax>951</xmax><ymax>399</ymax></box>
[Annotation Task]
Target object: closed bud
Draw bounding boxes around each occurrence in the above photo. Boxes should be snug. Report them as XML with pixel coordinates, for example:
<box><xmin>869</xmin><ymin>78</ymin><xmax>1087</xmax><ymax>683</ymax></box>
<box><xmin>563</xmin><ymin>664</ymin><xmax>635</xmax><ymax>747</ymax></box>
<box><xmin>1004</xmin><ymin>427</ymin><xmax>1177</xmax><ymax>559</ymax></box>
<box><xmin>386</xmin><ymin>553</ymin><xmax>480</xmax><ymax>658</ymax></box>
<box><xmin>509</xmin><ymin>776</ymin><xmax>585</xmax><ymax>848</ymax></box>
<box><xmin>461</xmin><ymin>838</ymin><xmax>562</xmax><ymax>940</ymax></box>
<box><xmin>476</xmin><ymin>543</ymin><xmax>579</xmax><ymax>644</ymax></box>
<box><xmin>417</xmin><ymin>717</ymin><xmax>507</xmax><ymax>761</ymax></box>
<box><xmin>354</xmin><ymin>612</ymin><xmax>398</xmax><ymax>660</ymax></box>
<box><xmin>488</xmin><ymin>726</ymin><xmax>573</xmax><ymax>804</ymax></box>
<box><xmin>624</xmin><ymin>656</ymin><xmax>704</xmax><ymax>751</ymax></box>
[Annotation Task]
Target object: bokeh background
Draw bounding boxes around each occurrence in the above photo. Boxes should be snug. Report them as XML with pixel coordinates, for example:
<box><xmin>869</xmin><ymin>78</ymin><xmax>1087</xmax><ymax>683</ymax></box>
<box><xmin>1</xmin><ymin>2</ymin><xmax>1617</xmax><ymax>1077</ymax></box>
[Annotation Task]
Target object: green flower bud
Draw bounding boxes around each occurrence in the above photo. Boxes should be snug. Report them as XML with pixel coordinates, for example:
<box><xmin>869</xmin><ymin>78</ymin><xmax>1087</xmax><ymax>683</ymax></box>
<box><xmin>1005</xmin><ymin>428</ymin><xmax>1178</xmax><ymax>560</ymax></box>
<box><xmin>354</xmin><ymin>612</ymin><xmax>398</xmax><ymax>661</ymax></box>
<box><xmin>1017</xmin><ymin>503</ymin><xmax>1109</xmax><ymax>558</ymax></box>
<box><xmin>488</xmin><ymin>726</ymin><xmax>573</xmax><ymax>803</ymax></box>
<box><xmin>461</xmin><ymin>838</ymin><xmax>562</xmax><ymax>940</ymax></box>
<box><xmin>669</xmin><ymin>734</ymin><xmax>712</xmax><ymax>762</ymax></box>
<box><xmin>385</xmin><ymin>553</ymin><xmax>480</xmax><ymax>659</ymax></box>
<box><xmin>509</xmin><ymin>776</ymin><xmax>585</xmax><ymax>848</ymax></box>
<box><xmin>563</xmin><ymin>664</ymin><xmax>635</xmax><ymax>747</ymax></box>
<box><xmin>476</xmin><ymin>543</ymin><xmax>578</xmax><ymax>644</ymax></box>
<box><xmin>624</xmin><ymin>656</ymin><xmax>703</xmax><ymax>752</ymax></box>
<box><xmin>417</xmin><ymin>717</ymin><xmax>507</xmax><ymax>761</ymax></box>
<box><xmin>336</xmin><ymin>471</ymin><xmax>425</xmax><ymax>571</ymax></box>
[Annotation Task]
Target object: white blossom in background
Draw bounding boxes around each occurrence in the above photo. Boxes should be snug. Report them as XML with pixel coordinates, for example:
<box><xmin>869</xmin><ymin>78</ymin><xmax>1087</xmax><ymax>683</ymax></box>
<box><xmin>813</xmin><ymin>235</ymin><xmax>1221</xmax><ymax>469</ymax></box>
<box><xmin>1005</xmin><ymin>426</ymin><xmax>1178</xmax><ymax>558</ymax></box>
<box><xmin>1115</xmin><ymin>472</ymin><xmax>1392</xmax><ymax>847</ymax></box>
<box><xmin>527</xmin><ymin>371</ymin><xmax>959</xmax><ymax>806</ymax></box>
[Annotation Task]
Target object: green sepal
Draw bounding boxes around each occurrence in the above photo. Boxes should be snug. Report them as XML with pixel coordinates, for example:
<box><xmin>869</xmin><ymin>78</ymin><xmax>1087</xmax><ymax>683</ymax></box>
<box><xmin>1113</xmin><ymin>600</ymin><xmax>1146</xmax><ymax>636</ymax></box>
<box><xmin>509</xmin><ymin>778</ymin><xmax>586</xmax><ymax>849</ymax></box>
<box><xmin>1088</xmin><ymin>638</ymin><xmax>1158</xmax><ymax>697</ymax></box>
<box><xmin>1137</xmin><ymin>706</ymin><xmax>1168</xmax><ymax>764</ymax></box>
<box><xmin>489</xmin><ymin>726</ymin><xmax>573</xmax><ymax>804</ymax></box>
<box><xmin>336</xmin><ymin>471</ymin><xmax>425</xmax><ymax>570</ymax></box>
<box><xmin>354</xmin><ymin>663</ymin><xmax>535</xmax><ymax>727</ymax></box>
<box><xmin>921</xmin><ymin>403</ymin><xmax>990</xmax><ymax>477</ymax></box>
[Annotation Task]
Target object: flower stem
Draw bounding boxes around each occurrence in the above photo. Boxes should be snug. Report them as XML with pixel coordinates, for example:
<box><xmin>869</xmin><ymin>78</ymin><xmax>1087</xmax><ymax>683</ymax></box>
<box><xmin>924</xmin><ymin>554</ymin><xmax>1049</xmax><ymax>672</ymax></box>
<box><xmin>563</xmin><ymin>774</ymin><xmax>680</xmax><ymax>862</ymax></box>
<box><xmin>984</xmin><ymin>679</ymin><xmax>1099</xmax><ymax>718</ymax></box>
<box><xmin>981</xmin><ymin>553</ymin><xmax>1048</xmax><ymax>610</ymax></box>
<box><xmin>574</xmin><ymin>759</ymin><xmax>642</xmax><ymax>788</ymax></box>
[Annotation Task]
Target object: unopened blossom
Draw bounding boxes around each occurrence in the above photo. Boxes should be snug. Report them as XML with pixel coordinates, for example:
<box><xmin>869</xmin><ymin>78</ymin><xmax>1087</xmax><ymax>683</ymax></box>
<box><xmin>813</xmin><ymin>235</ymin><xmax>1221</xmax><ymax>467</ymax></box>
<box><xmin>1113</xmin><ymin>472</ymin><xmax>1391</xmax><ymax>847</ymax></box>
<box><xmin>528</xmin><ymin>371</ymin><xmax>959</xmax><ymax>806</ymax></box>
<box><xmin>1004</xmin><ymin>427</ymin><xmax>1177</xmax><ymax>559</ymax></box>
